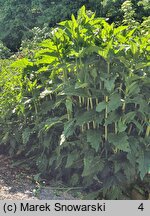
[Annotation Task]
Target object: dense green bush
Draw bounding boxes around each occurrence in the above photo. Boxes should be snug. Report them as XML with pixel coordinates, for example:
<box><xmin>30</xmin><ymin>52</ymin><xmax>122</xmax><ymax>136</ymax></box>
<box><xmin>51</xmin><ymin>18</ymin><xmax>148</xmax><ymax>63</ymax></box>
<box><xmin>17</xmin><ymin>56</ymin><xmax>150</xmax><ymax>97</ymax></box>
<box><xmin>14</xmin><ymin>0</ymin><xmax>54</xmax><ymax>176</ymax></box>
<box><xmin>0</xmin><ymin>6</ymin><xmax>150</xmax><ymax>199</ymax></box>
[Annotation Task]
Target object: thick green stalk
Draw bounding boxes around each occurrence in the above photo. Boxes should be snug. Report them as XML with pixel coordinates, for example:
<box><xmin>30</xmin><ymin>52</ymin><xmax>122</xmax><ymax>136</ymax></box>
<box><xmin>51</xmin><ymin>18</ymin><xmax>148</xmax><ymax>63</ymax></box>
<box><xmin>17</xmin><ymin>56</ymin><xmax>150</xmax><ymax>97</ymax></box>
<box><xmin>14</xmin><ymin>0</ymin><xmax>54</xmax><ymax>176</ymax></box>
<box><xmin>81</xmin><ymin>125</ymin><xmax>84</xmax><ymax>132</ymax></box>
<box><xmin>119</xmin><ymin>83</ymin><xmax>122</xmax><ymax>94</ymax></box>
<box><xmin>89</xmin><ymin>97</ymin><xmax>96</xmax><ymax>128</ymax></box>
<box><xmin>63</xmin><ymin>67</ymin><xmax>68</xmax><ymax>84</ymax></box>
<box><xmin>96</xmin><ymin>98</ymin><xmax>99</xmax><ymax>106</ymax></box>
<box><xmin>122</xmin><ymin>100</ymin><xmax>126</xmax><ymax>113</ymax></box>
<box><xmin>115</xmin><ymin>122</ymin><xmax>117</xmax><ymax>134</ymax></box>
<box><xmin>105</xmin><ymin>61</ymin><xmax>110</xmax><ymax>141</ymax></box>
<box><xmin>93</xmin><ymin>121</ymin><xmax>96</xmax><ymax>129</ymax></box>
<box><xmin>82</xmin><ymin>97</ymin><xmax>85</xmax><ymax>105</ymax></box>
<box><xmin>100</xmin><ymin>81</ymin><xmax>102</xmax><ymax>90</ymax></box>
<box><xmin>79</xmin><ymin>96</ymin><xmax>82</xmax><ymax>107</ymax></box>
<box><xmin>145</xmin><ymin>119</ymin><xmax>150</xmax><ymax>137</ymax></box>
<box><xmin>105</xmin><ymin>95</ymin><xmax>108</xmax><ymax>141</ymax></box>
<box><xmin>67</xmin><ymin>113</ymin><xmax>70</xmax><ymax>120</ymax></box>
<box><xmin>128</xmin><ymin>123</ymin><xmax>133</xmax><ymax>135</ymax></box>
<box><xmin>34</xmin><ymin>101</ymin><xmax>38</xmax><ymax>123</ymax></box>
<box><xmin>90</xmin><ymin>98</ymin><xmax>93</xmax><ymax>109</ymax></box>
<box><xmin>87</xmin><ymin>98</ymin><xmax>90</xmax><ymax>111</ymax></box>
<box><xmin>49</xmin><ymin>93</ymin><xmax>52</xmax><ymax>100</ymax></box>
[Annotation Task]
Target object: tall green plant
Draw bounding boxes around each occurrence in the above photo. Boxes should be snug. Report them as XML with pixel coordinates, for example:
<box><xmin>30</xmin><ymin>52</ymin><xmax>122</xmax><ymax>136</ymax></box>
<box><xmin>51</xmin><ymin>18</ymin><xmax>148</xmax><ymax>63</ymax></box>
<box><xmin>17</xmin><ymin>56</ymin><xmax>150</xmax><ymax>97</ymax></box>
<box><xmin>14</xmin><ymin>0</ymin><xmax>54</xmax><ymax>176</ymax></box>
<box><xmin>1</xmin><ymin>6</ymin><xmax>149</xmax><ymax>199</ymax></box>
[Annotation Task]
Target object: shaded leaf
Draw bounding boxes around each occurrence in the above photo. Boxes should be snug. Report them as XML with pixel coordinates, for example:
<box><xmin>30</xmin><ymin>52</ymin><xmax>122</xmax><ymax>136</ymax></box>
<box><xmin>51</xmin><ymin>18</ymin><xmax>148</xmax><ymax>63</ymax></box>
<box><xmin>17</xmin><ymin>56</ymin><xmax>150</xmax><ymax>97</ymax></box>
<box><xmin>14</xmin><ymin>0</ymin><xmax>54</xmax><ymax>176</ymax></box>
<box><xmin>108</xmin><ymin>132</ymin><xmax>130</xmax><ymax>152</ymax></box>
<box><xmin>96</xmin><ymin>101</ymin><xmax>106</xmax><ymax>112</ymax></box>
<box><xmin>87</xmin><ymin>130</ymin><xmax>102</xmax><ymax>152</ymax></box>
<box><xmin>108</xmin><ymin>93</ymin><xmax>122</xmax><ymax>113</ymax></box>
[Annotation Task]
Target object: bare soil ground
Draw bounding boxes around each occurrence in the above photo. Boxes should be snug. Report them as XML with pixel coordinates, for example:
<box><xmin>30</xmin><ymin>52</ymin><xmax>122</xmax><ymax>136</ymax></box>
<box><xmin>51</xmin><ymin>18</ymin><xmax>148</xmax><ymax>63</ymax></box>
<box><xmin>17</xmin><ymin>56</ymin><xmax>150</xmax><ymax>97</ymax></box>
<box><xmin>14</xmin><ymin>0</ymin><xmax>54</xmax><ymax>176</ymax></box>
<box><xmin>0</xmin><ymin>155</ymin><xmax>76</xmax><ymax>200</ymax></box>
<box><xmin>0</xmin><ymin>154</ymin><xmax>37</xmax><ymax>200</ymax></box>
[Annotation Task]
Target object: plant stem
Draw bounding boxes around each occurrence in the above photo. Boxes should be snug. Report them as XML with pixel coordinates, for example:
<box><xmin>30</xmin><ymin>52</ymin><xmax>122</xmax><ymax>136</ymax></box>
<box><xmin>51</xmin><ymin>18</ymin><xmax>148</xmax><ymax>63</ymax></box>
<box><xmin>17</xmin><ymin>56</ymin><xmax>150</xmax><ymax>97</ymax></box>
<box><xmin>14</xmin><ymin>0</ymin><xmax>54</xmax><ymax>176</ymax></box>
<box><xmin>105</xmin><ymin>95</ymin><xmax>108</xmax><ymax>141</ymax></box>
<box><xmin>122</xmin><ymin>99</ymin><xmax>126</xmax><ymax>113</ymax></box>
<box><xmin>96</xmin><ymin>98</ymin><xmax>99</xmax><ymax>106</ymax></box>
<box><xmin>105</xmin><ymin>61</ymin><xmax>110</xmax><ymax>142</ymax></box>
<box><xmin>50</xmin><ymin>93</ymin><xmax>52</xmax><ymax>100</ymax></box>
<box><xmin>128</xmin><ymin>123</ymin><xmax>133</xmax><ymax>135</ymax></box>
<box><xmin>81</xmin><ymin>124</ymin><xmax>84</xmax><ymax>132</ymax></box>
<box><xmin>115</xmin><ymin>122</ymin><xmax>117</xmax><ymax>134</ymax></box>
<box><xmin>82</xmin><ymin>97</ymin><xmax>85</xmax><ymax>105</ymax></box>
<box><xmin>79</xmin><ymin>96</ymin><xmax>82</xmax><ymax>107</ymax></box>
<box><xmin>145</xmin><ymin>119</ymin><xmax>150</xmax><ymax>137</ymax></box>
<box><xmin>87</xmin><ymin>98</ymin><xmax>90</xmax><ymax>111</ymax></box>
<box><xmin>93</xmin><ymin>121</ymin><xmax>96</xmax><ymax>129</ymax></box>
<box><xmin>33</xmin><ymin>98</ymin><xmax>38</xmax><ymax>123</ymax></box>
<box><xmin>90</xmin><ymin>97</ymin><xmax>93</xmax><ymax>109</ymax></box>
<box><xmin>119</xmin><ymin>83</ymin><xmax>122</xmax><ymax>94</ymax></box>
<box><xmin>100</xmin><ymin>81</ymin><xmax>102</xmax><ymax>90</ymax></box>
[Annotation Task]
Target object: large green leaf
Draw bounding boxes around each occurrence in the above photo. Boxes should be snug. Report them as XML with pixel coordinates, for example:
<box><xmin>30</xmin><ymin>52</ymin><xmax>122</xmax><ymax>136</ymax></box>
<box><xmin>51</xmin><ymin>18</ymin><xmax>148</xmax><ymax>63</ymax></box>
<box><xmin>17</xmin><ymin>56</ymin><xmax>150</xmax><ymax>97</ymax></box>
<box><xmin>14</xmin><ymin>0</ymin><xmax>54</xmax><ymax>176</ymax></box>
<box><xmin>62</xmin><ymin>119</ymin><xmax>76</xmax><ymax>139</ymax></box>
<box><xmin>105</xmin><ymin>111</ymin><xmax>120</xmax><ymax>125</ymax></box>
<box><xmin>96</xmin><ymin>101</ymin><xmax>106</xmax><ymax>112</ymax></box>
<box><xmin>108</xmin><ymin>132</ymin><xmax>130</xmax><ymax>152</ymax></box>
<box><xmin>75</xmin><ymin>110</ymin><xmax>97</xmax><ymax>126</ymax></box>
<box><xmin>22</xmin><ymin>127</ymin><xmax>31</xmax><ymax>145</ymax></box>
<box><xmin>87</xmin><ymin>130</ymin><xmax>102</xmax><ymax>152</ymax></box>
<box><xmin>117</xmin><ymin>119</ymin><xmax>127</xmax><ymax>133</ymax></box>
<box><xmin>11</xmin><ymin>58</ymin><xmax>33</xmax><ymax>68</ymax></box>
<box><xmin>126</xmin><ymin>81</ymin><xmax>140</xmax><ymax>97</ymax></box>
<box><xmin>66</xmin><ymin>97</ymin><xmax>73</xmax><ymax>113</ymax></box>
<box><xmin>44</xmin><ymin>117</ymin><xmax>63</xmax><ymax>131</ymax></box>
<box><xmin>108</xmin><ymin>93</ymin><xmax>122</xmax><ymax>113</ymax></box>
<box><xmin>101</xmin><ymin>77</ymin><xmax>116</xmax><ymax>93</ymax></box>
<box><xmin>137</xmin><ymin>151</ymin><xmax>150</xmax><ymax>180</ymax></box>
<box><xmin>122</xmin><ymin>112</ymin><xmax>136</xmax><ymax>123</ymax></box>
<box><xmin>82</xmin><ymin>153</ymin><xmax>104</xmax><ymax>177</ymax></box>
<box><xmin>65</xmin><ymin>150</ymin><xmax>79</xmax><ymax>168</ymax></box>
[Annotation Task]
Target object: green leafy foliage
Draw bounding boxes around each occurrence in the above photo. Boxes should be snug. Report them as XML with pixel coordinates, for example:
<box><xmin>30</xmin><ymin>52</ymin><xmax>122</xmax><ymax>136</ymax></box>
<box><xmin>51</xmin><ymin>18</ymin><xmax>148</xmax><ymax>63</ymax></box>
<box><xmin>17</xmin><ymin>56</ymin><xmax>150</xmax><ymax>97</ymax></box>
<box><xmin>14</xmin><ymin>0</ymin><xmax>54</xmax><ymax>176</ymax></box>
<box><xmin>0</xmin><ymin>0</ymin><xmax>149</xmax><ymax>50</ymax></box>
<box><xmin>0</xmin><ymin>6</ymin><xmax>150</xmax><ymax>199</ymax></box>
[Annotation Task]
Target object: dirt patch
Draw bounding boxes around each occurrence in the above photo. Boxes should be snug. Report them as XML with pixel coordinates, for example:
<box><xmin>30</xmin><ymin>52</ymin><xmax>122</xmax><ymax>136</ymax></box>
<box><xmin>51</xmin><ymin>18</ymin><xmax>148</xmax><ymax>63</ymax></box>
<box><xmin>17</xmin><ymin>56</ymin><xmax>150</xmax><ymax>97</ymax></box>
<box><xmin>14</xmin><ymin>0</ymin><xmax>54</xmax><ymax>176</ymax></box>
<box><xmin>0</xmin><ymin>154</ymin><xmax>78</xmax><ymax>200</ymax></box>
<box><xmin>0</xmin><ymin>154</ymin><xmax>37</xmax><ymax>200</ymax></box>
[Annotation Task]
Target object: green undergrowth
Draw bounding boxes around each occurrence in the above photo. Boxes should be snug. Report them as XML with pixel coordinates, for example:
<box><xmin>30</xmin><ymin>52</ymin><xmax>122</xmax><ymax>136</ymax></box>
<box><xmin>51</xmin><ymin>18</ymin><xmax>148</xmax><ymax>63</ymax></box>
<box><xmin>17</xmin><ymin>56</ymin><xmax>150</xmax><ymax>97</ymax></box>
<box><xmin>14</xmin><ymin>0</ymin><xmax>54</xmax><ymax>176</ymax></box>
<box><xmin>0</xmin><ymin>6</ymin><xmax>150</xmax><ymax>199</ymax></box>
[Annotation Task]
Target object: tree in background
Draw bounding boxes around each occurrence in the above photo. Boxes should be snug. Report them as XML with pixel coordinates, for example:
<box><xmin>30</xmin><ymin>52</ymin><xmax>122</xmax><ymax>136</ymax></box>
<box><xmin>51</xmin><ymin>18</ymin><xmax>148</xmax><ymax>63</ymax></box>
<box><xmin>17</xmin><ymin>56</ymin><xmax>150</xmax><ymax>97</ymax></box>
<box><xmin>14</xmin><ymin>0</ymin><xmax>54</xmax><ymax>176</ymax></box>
<box><xmin>0</xmin><ymin>41</ymin><xmax>11</xmax><ymax>58</ymax></box>
<box><xmin>0</xmin><ymin>0</ymin><xmax>149</xmax><ymax>51</ymax></box>
<box><xmin>0</xmin><ymin>0</ymin><xmax>34</xmax><ymax>51</ymax></box>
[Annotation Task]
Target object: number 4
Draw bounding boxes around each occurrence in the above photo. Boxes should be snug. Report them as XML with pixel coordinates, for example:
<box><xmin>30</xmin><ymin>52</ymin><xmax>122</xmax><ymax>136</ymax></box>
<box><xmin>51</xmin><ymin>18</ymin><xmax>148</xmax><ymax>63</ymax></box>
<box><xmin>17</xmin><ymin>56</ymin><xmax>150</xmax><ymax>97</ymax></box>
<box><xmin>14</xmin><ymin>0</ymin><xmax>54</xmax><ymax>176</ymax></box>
<box><xmin>138</xmin><ymin>203</ymin><xmax>144</xmax><ymax>211</ymax></box>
